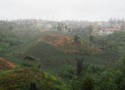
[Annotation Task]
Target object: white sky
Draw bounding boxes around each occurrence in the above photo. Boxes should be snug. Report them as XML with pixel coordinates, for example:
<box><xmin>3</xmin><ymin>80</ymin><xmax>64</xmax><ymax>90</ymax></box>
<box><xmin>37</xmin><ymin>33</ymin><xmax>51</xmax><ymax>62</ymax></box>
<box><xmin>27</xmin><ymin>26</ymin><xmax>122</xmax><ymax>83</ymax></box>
<box><xmin>0</xmin><ymin>0</ymin><xmax>125</xmax><ymax>21</ymax></box>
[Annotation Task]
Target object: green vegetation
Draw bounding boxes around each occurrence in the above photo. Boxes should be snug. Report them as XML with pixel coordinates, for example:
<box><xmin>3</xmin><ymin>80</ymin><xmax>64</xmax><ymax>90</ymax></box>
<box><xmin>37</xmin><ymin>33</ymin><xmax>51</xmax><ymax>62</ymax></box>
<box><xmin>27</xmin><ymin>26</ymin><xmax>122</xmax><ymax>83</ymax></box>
<box><xmin>104</xmin><ymin>31</ymin><xmax>125</xmax><ymax>55</ymax></box>
<box><xmin>0</xmin><ymin>20</ymin><xmax>125</xmax><ymax>90</ymax></box>
<box><xmin>0</xmin><ymin>21</ymin><xmax>41</xmax><ymax>56</ymax></box>
<box><xmin>0</xmin><ymin>67</ymin><xmax>66</xmax><ymax>90</ymax></box>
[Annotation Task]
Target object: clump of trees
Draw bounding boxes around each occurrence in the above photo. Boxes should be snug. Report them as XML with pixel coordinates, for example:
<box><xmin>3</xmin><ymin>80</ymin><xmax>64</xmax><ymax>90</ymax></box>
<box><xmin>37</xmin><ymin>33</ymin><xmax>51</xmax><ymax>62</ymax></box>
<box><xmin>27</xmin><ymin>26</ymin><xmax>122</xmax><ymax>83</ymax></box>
<box><xmin>60</xmin><ymin>56</ymin><xmax>125</xmax><ymax>90</ymax></box>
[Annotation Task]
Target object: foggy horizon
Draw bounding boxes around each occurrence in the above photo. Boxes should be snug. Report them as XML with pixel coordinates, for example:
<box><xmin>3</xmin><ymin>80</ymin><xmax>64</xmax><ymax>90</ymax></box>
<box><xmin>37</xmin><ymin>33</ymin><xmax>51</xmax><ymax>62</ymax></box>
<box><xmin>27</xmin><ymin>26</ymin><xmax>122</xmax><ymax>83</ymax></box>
<box><xmin>0</xmin><ymin>0</ymin><xmax>125</xmax><ymax>21</ymax></box>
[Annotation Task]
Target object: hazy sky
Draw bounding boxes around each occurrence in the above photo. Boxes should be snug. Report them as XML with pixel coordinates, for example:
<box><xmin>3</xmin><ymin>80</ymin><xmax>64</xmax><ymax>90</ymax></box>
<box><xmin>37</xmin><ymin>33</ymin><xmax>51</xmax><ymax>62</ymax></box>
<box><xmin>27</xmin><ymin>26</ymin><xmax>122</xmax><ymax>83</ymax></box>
<box><xmin>0</xmin><ymin>0</ymin><xmax>125</xmax><ymax>21</ymax></box>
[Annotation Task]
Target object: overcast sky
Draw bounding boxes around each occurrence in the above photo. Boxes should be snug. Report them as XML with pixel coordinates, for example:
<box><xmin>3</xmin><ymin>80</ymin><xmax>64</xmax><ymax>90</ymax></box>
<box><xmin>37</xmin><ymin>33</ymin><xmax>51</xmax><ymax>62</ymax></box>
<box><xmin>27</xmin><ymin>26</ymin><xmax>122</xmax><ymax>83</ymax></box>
<box><xmin>0</xmin><ymin>0</ymin><xmax>125</xmax><ymax>21</ymax></box>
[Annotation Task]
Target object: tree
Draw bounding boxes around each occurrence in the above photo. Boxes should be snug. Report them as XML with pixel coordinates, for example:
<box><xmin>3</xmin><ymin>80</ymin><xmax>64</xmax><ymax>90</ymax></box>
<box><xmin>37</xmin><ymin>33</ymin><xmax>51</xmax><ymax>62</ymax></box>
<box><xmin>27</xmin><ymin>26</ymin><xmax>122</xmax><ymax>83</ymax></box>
<box><xmin>74</xmin><ymin>35</ymin><xmax>80</xmax><ymax>42</ymax></box>
<box><xmin>98</xmin><ymin>72</ymin><xmax>117</xmax><ymax>90</ymax></box>
<box><xmin>76</xmin><ymin>57</ymin><xmax>84</xmax><ymax>76</ymax></box>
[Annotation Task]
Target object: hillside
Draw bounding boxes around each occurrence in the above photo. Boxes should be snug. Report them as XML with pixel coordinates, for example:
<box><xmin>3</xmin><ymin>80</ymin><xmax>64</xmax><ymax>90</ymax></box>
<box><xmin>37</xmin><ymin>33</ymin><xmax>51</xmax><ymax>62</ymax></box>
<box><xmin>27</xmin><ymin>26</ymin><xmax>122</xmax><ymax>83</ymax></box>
<box><xmin>0</xmin><ymin>20</ymin><xmax>125</xmax><ymax>90</ymax></box>
<box><xmin>44</xmin><ymin>34</ymin><xmax>101</xmax><ymax>55</ymax></box>
<box><xmin>6</xmin><ymin>31</ymin><xmax>111</xmax><ymax>74</ymax></box>
<box><xmin>0</xmin><ymin>58</ymin><xmax>15</xmax><ymax>70</ymax></box>
<box><xmin>0</xmin><ymin>67</ymin><xmax>65</xmax><ymax>90</ymax></box>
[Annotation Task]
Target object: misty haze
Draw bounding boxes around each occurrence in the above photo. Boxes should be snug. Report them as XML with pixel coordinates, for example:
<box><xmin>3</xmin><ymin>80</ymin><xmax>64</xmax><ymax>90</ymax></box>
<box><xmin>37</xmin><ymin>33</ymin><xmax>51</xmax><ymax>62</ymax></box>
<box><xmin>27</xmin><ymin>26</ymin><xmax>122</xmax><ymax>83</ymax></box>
<box><xmin>0</xmin><ymin>0</ymin><xmax>125</xmax><ymax>90</ymax></box>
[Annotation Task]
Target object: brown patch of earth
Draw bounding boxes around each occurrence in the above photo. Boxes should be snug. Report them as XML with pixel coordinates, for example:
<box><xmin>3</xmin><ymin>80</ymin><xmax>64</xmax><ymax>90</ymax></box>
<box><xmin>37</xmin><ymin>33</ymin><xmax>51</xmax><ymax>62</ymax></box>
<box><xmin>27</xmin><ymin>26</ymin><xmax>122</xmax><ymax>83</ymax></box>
<box><xmin>0</xmin><ymin>58</ymin><xmax>16</xmax><ymax>70</ymax></box>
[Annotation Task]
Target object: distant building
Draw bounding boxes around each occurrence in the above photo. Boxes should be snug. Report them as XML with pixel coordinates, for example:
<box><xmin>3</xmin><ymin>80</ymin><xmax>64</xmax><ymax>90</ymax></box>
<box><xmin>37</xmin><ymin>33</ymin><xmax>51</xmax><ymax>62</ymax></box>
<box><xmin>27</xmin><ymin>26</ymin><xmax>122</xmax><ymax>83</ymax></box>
<box><xmin>95</xmin><ymin>27</ymin><xmax>119</xmax><ymax>36</ymax></box>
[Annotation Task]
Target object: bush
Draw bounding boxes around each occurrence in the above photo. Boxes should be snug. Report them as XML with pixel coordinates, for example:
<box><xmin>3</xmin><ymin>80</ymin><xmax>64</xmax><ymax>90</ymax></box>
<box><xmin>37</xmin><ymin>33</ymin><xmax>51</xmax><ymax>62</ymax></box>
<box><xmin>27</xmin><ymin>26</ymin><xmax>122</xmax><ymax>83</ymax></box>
<box><xmin>0</xmin><ymin>68</ymin><xmax>67</xmax><ymax>90</ymax></box>
<box><xmin>83</xmin><ymin>75</ymin><xmax>95</xmax><ymax>90</ymax></box>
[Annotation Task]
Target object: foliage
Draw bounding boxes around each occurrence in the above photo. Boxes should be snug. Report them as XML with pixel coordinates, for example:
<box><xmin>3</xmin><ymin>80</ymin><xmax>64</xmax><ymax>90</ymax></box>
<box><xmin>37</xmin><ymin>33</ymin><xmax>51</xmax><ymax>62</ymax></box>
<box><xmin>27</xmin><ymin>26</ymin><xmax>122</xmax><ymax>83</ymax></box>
<box><xmin>60</xmin><ymin>65</ymin><xmax>76</xmax><ymax>80</ymax></box>
<box><xmin>82</xmin><ymin>75</ymin><xmax>95</xmax><ymax>90</ymax></box>
<box><xmin>0</xmin><ymin>67</ymin><xmax>66</xmax><ymax>90</ymax></box>
<box><xmin>73</xmin><ymin>35</ymin><xmax>80</xmax><ymax>42</ymax></box>
<box><xmin>1</xmin><ymin>20</ymin><xmax>125</xmax><ymax>90</ymax></box>
<box><xmin>97</xmin><ymin>31</ymin><xmax>125</xmax><ymax>55</ymax></box>
<box><xmin>0</xmin><ymin>21</ymin><xmax>41</xmax><ymax>55</ymax></box>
